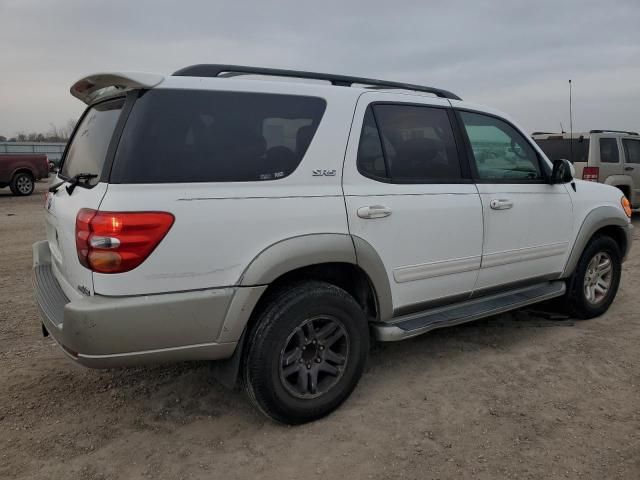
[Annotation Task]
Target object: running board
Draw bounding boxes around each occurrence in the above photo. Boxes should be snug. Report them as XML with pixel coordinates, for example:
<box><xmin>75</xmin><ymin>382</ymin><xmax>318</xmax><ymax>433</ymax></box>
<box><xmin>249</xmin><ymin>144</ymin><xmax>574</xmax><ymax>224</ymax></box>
<box><xmin>373</xmin><ymin>281</ymin><xmax>566</xmax><ymax>342</ymax></box>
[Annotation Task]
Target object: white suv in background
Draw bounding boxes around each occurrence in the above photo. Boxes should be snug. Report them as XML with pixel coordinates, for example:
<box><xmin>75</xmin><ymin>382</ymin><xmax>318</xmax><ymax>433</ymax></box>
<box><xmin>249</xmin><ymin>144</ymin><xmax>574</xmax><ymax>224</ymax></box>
<box><xmin>33</xmin><ymin>65</ymin><xmax>632</xmax><ymax>424</ymax></box>
<box><xmin>533</xmin><ymin>130</ymin><xmax>640</xmax><ymax>207</ymax></box>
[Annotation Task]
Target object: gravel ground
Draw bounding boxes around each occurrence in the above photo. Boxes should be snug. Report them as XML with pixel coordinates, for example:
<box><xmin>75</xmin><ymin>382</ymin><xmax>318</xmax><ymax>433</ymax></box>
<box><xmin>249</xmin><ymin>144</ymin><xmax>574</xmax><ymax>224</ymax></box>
<box><xmin>1</xmin><ymin>182</ymin><xmax>639</xmax><ymax>479</ymax></box>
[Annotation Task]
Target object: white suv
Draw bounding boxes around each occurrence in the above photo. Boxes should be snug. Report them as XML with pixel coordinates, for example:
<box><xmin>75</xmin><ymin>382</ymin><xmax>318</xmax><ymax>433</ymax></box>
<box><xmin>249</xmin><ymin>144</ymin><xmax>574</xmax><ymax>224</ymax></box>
<box><xmin>33</xmin><ymin>65</ymin><xmax>633</xmax><ymax>424</ymax></box>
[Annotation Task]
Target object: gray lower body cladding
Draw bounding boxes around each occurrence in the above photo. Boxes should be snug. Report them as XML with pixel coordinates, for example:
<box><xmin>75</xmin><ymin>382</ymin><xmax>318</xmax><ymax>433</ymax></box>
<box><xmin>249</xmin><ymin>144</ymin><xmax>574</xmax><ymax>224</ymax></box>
<box><xmin>31</xmin><ymin>241</ymin><xmax>265</xmax><ymax>368</ymax></box>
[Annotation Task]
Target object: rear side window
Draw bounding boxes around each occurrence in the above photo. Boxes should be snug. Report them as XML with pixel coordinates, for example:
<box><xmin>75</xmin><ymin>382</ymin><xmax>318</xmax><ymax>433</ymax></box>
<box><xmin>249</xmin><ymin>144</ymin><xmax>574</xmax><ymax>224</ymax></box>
<box><xmin>111</xmin><ymin>90</ymin><xmax>326</xmax><ymax>183</ymax></box>
<box><xmin>357</xmin><ymin>104</ymin><xmax>461</xmax><ymax>182</ymax></box>
<box><xmin>599</xmin><ymin>138</ymin><xmax>619</xmax><ymax>163</ymax></box>
<box><xmin>623</xmin><ymin>139</ymin><xmax>640</xmax><ymax>164</ymax></box>
<box><xmin>534</xmin><ymin>137</ymin><xmax>589</xmax><ymax>163</ymax></box>
<box><xmin>61</xmin><ymin>98</ymin><xmax>124</xmax><ymax>182</ymax></box>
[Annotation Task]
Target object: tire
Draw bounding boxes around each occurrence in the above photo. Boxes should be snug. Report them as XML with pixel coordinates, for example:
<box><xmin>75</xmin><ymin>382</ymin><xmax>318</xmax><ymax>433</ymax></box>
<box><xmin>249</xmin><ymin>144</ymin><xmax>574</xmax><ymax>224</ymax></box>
<box><xmin>10</xmin><ymin>172</ymin><xmax>34</xmax><ymax>196</ymax></box>
<box><xmin>243</xmin><ymin>281</ymin><xmax>369</xmax><ymax>424</ymax></box>
<box><xmin>564</xmin><ymin>235</ymin><xmax>622</xmax><ymax>319</ymax></box>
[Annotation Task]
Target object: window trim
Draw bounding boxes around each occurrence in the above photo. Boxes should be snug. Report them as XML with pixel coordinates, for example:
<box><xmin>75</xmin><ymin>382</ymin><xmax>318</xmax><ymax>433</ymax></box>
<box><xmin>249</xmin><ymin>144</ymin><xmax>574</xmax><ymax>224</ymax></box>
<box><xmin>355</xmin><ymin>101</ymin><xmax>473</xmax><ymax>185</ymax></box>
<box><xmin>598</xmin><ymin>137</ymin><xmax>621</xmax><ymax>164</ymax></box>
<box><xmin>454</xmin><ymin>108</ymin><xmax>552</xmax><ymax>184</ymax></box>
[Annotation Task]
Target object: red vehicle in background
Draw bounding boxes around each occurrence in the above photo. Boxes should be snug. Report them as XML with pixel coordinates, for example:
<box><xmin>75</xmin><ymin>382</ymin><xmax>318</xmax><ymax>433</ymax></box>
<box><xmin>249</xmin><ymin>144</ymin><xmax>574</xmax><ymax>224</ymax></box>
<box><xmin>0</xmin><ymin>154</ymin><xmax>49</xmax><ymax>196</ymax></box>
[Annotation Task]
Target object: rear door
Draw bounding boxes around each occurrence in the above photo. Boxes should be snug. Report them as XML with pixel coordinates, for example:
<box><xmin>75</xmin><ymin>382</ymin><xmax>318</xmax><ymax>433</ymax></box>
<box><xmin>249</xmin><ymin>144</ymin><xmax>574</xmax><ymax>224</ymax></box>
<box><xmin>456</xmin><ymin>109</ymin><xmax>573</xmax><ymax>292</ymax></box>
<box><xmin>597</xmin><ymin>136</ymin><xmax>624</xmax><ymax>181</ymax></box>
<box><xmin>622</xmin><ymin>137</ymin><xmax>640</xmax><ymax>203</ymax></box>
<box><xmin>342</xmin><ymin>93</ymin><xmax>483</xmax><ymax>315</ymax></box>
<box><xmin>45</xmin><ymin>97</ymin><xmax>125</xmax><ymax>298</ymax></box>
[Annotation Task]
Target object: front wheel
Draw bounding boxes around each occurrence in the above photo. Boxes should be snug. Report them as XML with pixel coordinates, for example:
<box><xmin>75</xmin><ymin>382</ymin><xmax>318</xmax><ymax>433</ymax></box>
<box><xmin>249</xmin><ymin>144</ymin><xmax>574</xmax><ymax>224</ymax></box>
<box><xmin>243</xmin><ymin>281</ymin><xmax>369</xmax><ymax>424</ymax></box>
<box><xmin>564</xmin><ymin>235</ymin><xmax>622</xmax><ymax>319</ymax></box>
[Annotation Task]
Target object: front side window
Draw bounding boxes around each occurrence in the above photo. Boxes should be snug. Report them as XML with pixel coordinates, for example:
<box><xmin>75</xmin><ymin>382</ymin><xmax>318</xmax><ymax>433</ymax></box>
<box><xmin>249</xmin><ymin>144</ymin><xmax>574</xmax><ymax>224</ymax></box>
<box><xmin>61</xmin><ymin>98</ymin><xmax>124</xmax><ymax>183</ymax></box>
<box><xmin>622</xmin><ymin>139</ymin><xmax>640</xmax><ymax>164</ymax></box>
<box><xmin>460</xmin><ymin>111</ymin><xmax>543</xmax><ymax>181</ymax></box>
<box><xmin>599</xmin><ymin>138</ymin><xmax>619</xmax><ymax>163</ymax></box>
<box><xmin>110</xmin><ymin>90</ymin><xmax>326</xmax><ymax>183</ymax></box>
<box><xmin>357</xmin><ymin>104</ymin><xmax>461</xmax><ymax>182</ymax></box>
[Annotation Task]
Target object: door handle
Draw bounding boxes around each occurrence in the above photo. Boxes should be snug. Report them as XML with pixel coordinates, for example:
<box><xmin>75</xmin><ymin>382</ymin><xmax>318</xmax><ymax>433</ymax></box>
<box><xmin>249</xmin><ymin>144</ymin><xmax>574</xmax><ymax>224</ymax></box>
<box><xmin>625</xmin><ymin>166</ymin><xmax>634</xmax><ymax>171</ymax></box>
<box><xmin>489</xmin><ymin>198</ymin><xmax>513</xmax><ymax>210</ymax></box>
<box><xmin>357</xmin><ymin>205</ymin><xmax>392</xmax><ymax>219</ymax></box>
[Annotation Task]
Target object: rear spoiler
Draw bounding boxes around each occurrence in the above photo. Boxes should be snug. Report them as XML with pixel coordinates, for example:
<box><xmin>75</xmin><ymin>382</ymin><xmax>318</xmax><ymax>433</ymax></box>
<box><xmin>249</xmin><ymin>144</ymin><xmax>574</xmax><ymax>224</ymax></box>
<box><xmin>70</xmin><ymin>72</ymin><xmax>164</xmax><ymax>104</ymax></box>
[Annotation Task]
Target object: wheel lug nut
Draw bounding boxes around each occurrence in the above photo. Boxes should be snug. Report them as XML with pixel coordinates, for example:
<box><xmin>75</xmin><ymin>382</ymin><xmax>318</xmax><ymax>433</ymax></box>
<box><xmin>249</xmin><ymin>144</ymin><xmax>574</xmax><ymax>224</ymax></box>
<box><xmin>306</xmin><ymin>363</ymin><xmax>311</xmax><ymax>369</ymax></box>
<box><xmin>299</xmin><ymin>359</ymin><xmax>303</xmax><ymax>363</ymax></box>
<box><xmin>315</xmin><ymin>358</ymin><xmax>321</xmax><ymax>363</ymax></box>
<box><xmin>302</xmin><ymin>346</ymin><xmax>306</xmax><ymax>350</ymax></box>
<box><xmin>312</xmin><ymin>340</ymin><xmax>317</xmax><ymax>344</ymax></box>
<box><xmin>319</xmin><ymin>345</ymin><xmax>324</xmax><ymax>350</ymax></box>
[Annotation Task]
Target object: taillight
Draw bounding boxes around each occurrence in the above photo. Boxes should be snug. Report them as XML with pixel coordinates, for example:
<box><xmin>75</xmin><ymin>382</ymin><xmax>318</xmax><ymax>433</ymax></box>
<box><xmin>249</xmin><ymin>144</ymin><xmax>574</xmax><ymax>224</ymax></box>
<box><xmin>582</xmin><ymin>166</ymin><xmax>599</xmax><ymax>182</ymax></box>
<box><xmin>75</xmin><ymin>209</ymin><xmax>174</xmax><ymax>274</ymax></box>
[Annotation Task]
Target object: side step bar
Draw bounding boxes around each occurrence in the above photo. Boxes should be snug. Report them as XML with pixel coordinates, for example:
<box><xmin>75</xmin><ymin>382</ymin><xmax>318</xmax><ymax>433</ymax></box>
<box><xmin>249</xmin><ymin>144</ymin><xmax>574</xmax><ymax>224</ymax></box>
<box><xmin>372</xmin><ymin>281</ymin><xmax>566</xmax><ymax>342</ymax></box>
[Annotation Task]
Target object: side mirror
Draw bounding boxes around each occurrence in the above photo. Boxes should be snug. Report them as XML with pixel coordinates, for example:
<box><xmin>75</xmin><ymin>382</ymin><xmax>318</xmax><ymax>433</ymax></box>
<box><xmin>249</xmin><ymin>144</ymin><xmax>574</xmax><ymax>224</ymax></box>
<box><xmin>551</xmin><ymin>158</ymin><xmax>574</xmax><ymax>184</ymax></box>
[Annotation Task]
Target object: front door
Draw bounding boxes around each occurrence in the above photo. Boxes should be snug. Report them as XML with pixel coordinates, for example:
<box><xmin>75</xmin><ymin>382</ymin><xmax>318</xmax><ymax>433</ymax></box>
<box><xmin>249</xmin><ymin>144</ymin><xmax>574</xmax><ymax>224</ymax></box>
<box><xmin>342</xmin><ymin>93</ymin><xmax>483</xmax><ymax>315</ymax></box>
<box><xmin>456</xmin><ymin>109</ymin><xmax>573</xmax><ymax>292</ymax></box>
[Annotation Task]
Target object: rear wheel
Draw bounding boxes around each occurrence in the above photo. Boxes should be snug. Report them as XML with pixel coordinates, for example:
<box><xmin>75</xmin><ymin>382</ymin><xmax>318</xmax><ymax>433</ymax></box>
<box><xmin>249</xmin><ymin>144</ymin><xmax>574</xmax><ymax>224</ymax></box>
<box><xmin>564</xmin><ymin>235</ymin><xmax>622</xmax><ymax>319</ymax></box>
<box><xmin>10</xmin><ymin>172</ymin><xmax>34</xmax><ymax>196</ymax></box>
<box><xmin>243</xmin><ymin>281</ymin><xmax>369</xmax><ymax>424</ymax></box>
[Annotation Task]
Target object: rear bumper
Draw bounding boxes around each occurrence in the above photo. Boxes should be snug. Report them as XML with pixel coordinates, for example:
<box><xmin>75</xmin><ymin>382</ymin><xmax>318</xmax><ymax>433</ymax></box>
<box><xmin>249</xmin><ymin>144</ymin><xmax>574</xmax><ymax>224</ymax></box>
<box><xmin>32</xmin><ymin>240</ymin><xmax>253</xmax><ymax>368</ymax></box>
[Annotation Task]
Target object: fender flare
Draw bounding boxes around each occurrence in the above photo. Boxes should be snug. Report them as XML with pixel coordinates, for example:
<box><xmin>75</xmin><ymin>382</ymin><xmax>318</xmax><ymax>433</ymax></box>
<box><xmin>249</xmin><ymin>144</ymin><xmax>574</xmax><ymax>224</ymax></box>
<box><xmin>212</xmin><ymin>233</ymin><xmax>394</xmax><ymax>387</ymax></box>
<box><xmin>561</xmin><ymin>205</ymin><xmax>632</xmax><ymax>277</ymax></box>
<box><xmin>10</xmin><ymin>166</ymin><xmax>36</xmax><ymax>180</ymax></box>
<box><xmin>603</xmin><ymin>175</ymin><xmax>633</xmax><ymax>193</ymax></box>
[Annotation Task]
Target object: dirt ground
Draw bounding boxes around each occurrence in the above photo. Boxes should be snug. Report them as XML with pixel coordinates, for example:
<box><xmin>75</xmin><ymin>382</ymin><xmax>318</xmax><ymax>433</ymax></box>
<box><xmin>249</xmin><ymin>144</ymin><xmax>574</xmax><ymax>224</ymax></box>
<box><xmin>1</xmin><ymin>182</ymin><xmax>639</xmax><ymax>480</ymax></box>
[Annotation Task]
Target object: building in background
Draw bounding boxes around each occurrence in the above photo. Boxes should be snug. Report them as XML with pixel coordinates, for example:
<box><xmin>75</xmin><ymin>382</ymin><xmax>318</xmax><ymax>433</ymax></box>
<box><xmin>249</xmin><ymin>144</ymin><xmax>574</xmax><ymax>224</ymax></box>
<box><xmin>0</xmin><ymin>142</ymin><xmax>66</xmax><ymax>167</ymax></box>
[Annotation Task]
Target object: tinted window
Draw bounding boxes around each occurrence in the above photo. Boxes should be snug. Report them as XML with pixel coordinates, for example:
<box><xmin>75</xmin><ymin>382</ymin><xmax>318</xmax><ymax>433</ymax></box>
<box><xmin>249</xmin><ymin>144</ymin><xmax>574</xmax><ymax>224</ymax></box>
<box><xmin>357</xmin><ymin>107</ymin><xmax>386</xmax><ymax>178</ymax></box>
<box><xmin>61</xmin><ymin>98</ymin><xmax>124</xmax><ymax>183</ymax></box>
<box><xmin>534</xmin><ymin>137</ymin><xmax>589</xmax><ymax>163</ymax></box>
<box><xmin>358</xmin><ymin>104</ymin><xmax>461</xmax><ymax>181</ymax></box>
<box><xmin>110</xmin><ymin>90</ymin><xmax>326</xmax><ymax>183</ymax></box>
<box><xmin>460</xmin><ymin>111</ymin><xmax>543</xmax><ymax>181</ymax></box>
<box><xmin>623</xmin><ymin>139</ymin><xmax>640</xmax><ymax>164</ymax></box>
<box><xmin>599</xmin><ymin>138</ymin><xmax>619</xmax><ymax>163</ymax></box>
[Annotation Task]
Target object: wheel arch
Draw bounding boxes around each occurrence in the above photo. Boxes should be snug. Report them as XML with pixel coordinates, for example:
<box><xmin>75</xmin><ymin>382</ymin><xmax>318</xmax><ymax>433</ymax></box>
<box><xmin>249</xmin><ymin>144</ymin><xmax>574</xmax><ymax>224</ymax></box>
<box><xmin>211</xmin><ymin>234</ymin><xmax>393</xmax><ymax>388</ymax></box>
<box><xmin>11</xmin><ymin>167</ymin><xmax>36</xmax><ymax>180</ymax></box>
<box><xmin>562</xmin><ymin>205</ymin><xmax>632</xmax><ymax>277</ymax></box>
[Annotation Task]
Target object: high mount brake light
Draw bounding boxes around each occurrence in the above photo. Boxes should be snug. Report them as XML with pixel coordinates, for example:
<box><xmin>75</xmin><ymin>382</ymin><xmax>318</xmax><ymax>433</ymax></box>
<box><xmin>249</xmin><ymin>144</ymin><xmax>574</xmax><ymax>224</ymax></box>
<box><xmin>75</xmin><ymin>209</ymin><xmax>174</xmax><ymax>274</ymax></box>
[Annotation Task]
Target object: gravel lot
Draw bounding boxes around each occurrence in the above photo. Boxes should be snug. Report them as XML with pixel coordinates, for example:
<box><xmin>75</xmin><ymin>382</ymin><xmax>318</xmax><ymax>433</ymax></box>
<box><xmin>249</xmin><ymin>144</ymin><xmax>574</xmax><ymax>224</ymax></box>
<box><xmin>1</xmin><ymin>182</ymin><xmax>639</xmax><ymax>479</ymax></box>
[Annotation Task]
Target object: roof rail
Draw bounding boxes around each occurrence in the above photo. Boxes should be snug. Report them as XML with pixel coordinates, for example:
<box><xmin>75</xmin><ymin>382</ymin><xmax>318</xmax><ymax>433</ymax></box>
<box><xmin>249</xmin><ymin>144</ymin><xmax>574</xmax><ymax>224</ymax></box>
<box><xmin>590</xmin><ymin>129</ymin><xmax>639</xmax><ymax>135</ymax></box>
<box><xmin>172</xmin><ymin>64</ymin><xmax>462</xmax><ymax>100</ymax></box>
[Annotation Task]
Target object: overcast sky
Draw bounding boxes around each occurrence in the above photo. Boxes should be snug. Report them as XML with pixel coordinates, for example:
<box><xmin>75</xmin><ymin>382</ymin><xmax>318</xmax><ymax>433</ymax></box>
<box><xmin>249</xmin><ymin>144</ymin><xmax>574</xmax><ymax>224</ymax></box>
<box><xmin>1</xmin><ymin>0</ymin><xmax>638</xmax><ymax>137</ymax></box>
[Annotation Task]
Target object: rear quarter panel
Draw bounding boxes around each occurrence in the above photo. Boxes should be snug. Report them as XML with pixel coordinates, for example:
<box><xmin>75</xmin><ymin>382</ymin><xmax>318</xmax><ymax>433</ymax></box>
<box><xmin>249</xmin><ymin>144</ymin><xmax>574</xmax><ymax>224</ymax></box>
<box><xmin>93</xmin><ymin>86</ymin><xmax>359</xmax><ymax>296</ymax></box>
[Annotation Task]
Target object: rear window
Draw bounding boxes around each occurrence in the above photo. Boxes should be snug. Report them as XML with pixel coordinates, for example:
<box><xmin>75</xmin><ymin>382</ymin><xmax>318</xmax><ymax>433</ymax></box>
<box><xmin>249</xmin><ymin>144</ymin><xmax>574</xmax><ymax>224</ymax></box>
<box><xmin>534</xmin><ymin>137</ymin><xmax>589</xmax><ymax>163</ymax></box>
<box><xmin>61</xmin><ymin>98</ymin><xmax>124</xmax><ymax>181</ymax></box>
<box><xmin>110</xmin><ymin>90</ymin><xmax>326</xmax><ymax>183</ymax></box>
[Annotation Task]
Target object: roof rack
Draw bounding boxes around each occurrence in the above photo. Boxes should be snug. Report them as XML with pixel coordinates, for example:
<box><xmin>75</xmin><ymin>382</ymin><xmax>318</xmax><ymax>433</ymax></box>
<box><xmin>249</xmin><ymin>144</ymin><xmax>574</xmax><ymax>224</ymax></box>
<box><xmin>172</xmin><ymin>64</ymin><xmax>462</xmax><ymax>101</ymax></box>
<box><xmin>590</xmin><ymin>129</ymin><xmax>639</xmax><ymax>135</ymax></box>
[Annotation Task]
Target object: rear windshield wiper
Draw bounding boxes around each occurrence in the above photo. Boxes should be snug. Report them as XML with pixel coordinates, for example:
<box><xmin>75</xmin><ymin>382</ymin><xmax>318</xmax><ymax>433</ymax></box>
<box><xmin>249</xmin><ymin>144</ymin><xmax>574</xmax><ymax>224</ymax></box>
<box><xmin>49</xmin><ymin>173</ymin><xmax>98</xmax><ymax>194</ymax></box>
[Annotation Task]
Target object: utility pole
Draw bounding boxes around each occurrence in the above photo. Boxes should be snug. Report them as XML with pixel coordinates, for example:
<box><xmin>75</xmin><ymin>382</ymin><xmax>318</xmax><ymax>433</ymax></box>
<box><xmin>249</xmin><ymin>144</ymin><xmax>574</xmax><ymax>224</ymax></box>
<box><xmin>569</xmin><ymin>79</ymin><xmax>573</xmax><ymax>163</ymax></box>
